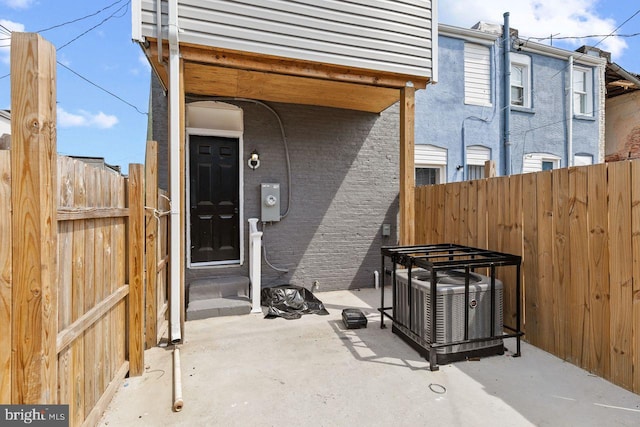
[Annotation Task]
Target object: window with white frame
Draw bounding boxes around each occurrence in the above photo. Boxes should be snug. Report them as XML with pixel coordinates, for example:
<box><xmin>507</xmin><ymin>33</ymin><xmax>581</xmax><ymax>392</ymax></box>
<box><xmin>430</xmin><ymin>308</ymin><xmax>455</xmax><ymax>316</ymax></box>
<box><xmin>573</xmin><ymin>66</ymin><xmax>593</xmax><ymax>116</ymax></box>
<box><xmin>523</xmin><ymin>153</ymin><xmax>560</xmax><ymax>173</ymax></box>
<box><xmin>415</xmin><ymin>144</ymin><xmax>447</xmax><ymax>185</ymax></box>
<box><xmin>464</xmin><ymin>43</ymin><xmax>491</xmax><ymax>106</ymax></box>
<box><xmin>510</xmin><ymin>53</ymin><xmax>531</xmax><ymax>108</ymax></box>
<box><xmin>466</xmin><ymin>145</ymin><xmax>491</xmax><ymax>180</ymax></box>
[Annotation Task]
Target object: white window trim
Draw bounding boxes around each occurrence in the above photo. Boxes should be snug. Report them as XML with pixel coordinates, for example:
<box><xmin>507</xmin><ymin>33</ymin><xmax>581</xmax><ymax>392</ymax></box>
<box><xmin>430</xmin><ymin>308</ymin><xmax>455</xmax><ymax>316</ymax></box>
<box><xmin>523</xmin><ymin>152</ymin><xmax>561</xmax><ymax>173</ymax></box>
<box><xmin>573</xmin><ymin>66</ymin><xmax>593</xmax><ymax>117</ymax></box>
<box><xmin>415</xmin><ymin>144</ymin><xmax>447</xmax><ymax>184</ymax></box>
<box><xmin>511</xmin><ymin>53</ymin><xmax>532</xmax><ymax>109</ymax></box>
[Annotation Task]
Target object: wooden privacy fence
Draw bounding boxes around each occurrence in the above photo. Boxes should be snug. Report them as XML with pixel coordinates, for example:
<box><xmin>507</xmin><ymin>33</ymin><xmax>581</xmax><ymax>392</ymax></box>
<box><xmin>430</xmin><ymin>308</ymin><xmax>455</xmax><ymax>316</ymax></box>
<box><xmin>0</xmin><ymin>32</ymin><xmax>170</xmax><ymax>427</ymax></box>
<box><xmin>415</xmin><ymin>160</ymin><xmax>640</xmax><ymax>394</ymax></box>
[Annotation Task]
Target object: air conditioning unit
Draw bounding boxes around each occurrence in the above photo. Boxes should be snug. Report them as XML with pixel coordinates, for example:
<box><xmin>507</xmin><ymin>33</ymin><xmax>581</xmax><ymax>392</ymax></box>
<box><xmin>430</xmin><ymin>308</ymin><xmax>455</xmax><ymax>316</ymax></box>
<box><xmin>394</xmin><ymin>268</ymin><xmax>504</xmax><ymax>363</ymax></box>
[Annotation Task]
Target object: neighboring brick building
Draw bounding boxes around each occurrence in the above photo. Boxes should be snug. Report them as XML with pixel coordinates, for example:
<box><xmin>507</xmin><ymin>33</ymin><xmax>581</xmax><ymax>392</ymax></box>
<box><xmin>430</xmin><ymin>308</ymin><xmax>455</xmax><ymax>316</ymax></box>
<box><xmin>604</xmin><ymin>62</ymin><xmax>640</xmax><ymax>162</ymax></box>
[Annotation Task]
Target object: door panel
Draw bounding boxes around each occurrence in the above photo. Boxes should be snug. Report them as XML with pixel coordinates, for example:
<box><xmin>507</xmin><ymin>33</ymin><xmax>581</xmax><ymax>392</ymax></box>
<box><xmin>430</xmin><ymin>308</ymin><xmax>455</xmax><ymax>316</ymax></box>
<box><xmin>190</xmin><ymin>135</ymin><xmax>240</xmax><ymax>263</ymax></box>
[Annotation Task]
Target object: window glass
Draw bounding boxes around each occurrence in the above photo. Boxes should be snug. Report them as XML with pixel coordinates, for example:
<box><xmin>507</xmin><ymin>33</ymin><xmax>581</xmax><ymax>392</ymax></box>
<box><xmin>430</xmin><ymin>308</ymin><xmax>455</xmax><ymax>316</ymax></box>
<box><xmin>416</xmin><ymin>168</ymin><xmax>440</xmax><ymax>186</ymax></box>
<box><xmin>511</xmin><ymin>65</ymin><xmax>524</xmax><ymax>106</ymax></box>
<box><xmin>467</xmin><ymin>165</ymin><xmax>484</xmax><ymax>180</ymax></box>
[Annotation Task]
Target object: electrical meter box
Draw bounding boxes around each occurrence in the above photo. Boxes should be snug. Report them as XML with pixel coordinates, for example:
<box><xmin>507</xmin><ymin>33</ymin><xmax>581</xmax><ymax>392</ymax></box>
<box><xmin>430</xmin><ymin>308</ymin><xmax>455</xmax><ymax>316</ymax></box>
<box><xmin>261</xmin><ymin>183</ymin><xmax>281</xmax><ymax>222</ymax></box>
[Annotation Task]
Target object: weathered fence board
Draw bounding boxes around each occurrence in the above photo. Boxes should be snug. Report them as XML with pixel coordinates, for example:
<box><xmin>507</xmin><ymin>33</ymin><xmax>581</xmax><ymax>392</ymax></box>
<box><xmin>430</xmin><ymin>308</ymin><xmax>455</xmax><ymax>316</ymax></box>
<box><xmin>415</xmin><ymin>159</ymin><xmax>640</xmax><ymax>394</ymax></box>
<box><xmin>4</xmin><ymin>32</ymin><xmax>168</xmax><ymax>427</ymax></box>
<box><xmin>608</xmin><ymin>161</ymin><xmax>633</xmax><ymax>390</ymax></box>
<box><xmin>568</xmin><ymin>166</ymin><xmax>590</xmax><ymax>368</ymax></box>
<box><xmin>0</xmin><ymin>150</ymin><xmax>11</xmax><ymax>403</ymax></box>
<box><xmin>632</xmin><ymin>162</ymin><xmax>640</xmax><ymax>394</ymax></box>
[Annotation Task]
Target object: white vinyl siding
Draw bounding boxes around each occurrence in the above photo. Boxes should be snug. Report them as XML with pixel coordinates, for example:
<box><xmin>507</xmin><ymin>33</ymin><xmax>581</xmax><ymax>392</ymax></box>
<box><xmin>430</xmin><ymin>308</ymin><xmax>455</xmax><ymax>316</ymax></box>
<box><xmin>415</xmin><ymin>144</ymin><xmax>447</xmax><ymax>185</ymax></box>
<box><xmin>464</xmin><ymin>43</ymin><xmax>491</xmax><ymax>106</ymax></box>
<box><xmin>138</xmin><ymin>0</ymin><xmax>433</xmax><ymax>78</ymax></box>
<box><xmin>523</xmin><ymin>153</ymin><xmax>561</xmax><ymax>173</ymax></box>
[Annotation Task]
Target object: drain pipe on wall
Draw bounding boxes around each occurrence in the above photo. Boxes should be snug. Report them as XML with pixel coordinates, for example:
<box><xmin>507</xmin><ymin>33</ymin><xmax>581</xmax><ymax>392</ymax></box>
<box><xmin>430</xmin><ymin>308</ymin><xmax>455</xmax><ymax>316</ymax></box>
<box><xmin>167</xmin><ymin>0</ymin><xmax>184</xmax><ymax>412</ymax></box>
<box><xmin>168</xmin><ymin>0</ymin><xmax>182</xmax><ymax>344</ymax></box>
<box><xmin>503</xmin><ymin>12</ymin><xmax>512</xmax><ymax>175</ymax></box>
<box><xmin>567</xmin><ymin>55</ymin><xmax>574</xmax><ymax>167</ymax></box>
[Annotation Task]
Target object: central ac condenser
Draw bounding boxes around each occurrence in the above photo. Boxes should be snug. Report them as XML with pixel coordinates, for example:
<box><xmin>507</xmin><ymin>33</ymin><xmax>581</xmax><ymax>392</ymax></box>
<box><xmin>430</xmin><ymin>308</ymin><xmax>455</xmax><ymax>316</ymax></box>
<box><xmin>394</xmin><ymin>268</ymin><xmax>504</xmax><ymax>362</ymax></box>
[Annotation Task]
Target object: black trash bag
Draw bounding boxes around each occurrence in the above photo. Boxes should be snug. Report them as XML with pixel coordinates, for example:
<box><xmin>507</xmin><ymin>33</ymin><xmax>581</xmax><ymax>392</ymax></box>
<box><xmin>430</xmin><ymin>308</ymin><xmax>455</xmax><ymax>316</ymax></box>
<box><xmin>261</xmin><ymin>284</ymin><xmax>329</xmax><ymax>319</ymax></box>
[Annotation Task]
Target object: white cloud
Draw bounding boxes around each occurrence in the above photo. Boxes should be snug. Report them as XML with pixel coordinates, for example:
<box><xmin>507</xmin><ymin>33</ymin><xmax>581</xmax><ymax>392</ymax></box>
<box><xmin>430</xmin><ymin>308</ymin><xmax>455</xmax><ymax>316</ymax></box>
<box><xmin>0</xmin><ymin>19</ymin><xmax>26</xmax><ymax>65</ymax></box>
<box><xmin>2</xmin><ymin>0</ymin><xmax>35</xmax><ymax>9</ymax></box>
<box><xmin>57</xmin><ymin>107</ymin><xmax>119</xmax><ymax>129</ymax></box>
<box><xmin>440</xmin><ymin>0</ymin><xmax>627</xmax><ymax>59</ymax></box>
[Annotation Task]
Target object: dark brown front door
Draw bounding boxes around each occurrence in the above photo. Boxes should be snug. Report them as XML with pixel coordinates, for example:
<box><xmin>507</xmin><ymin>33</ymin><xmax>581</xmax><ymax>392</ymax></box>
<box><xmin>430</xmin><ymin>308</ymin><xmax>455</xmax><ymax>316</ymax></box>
<box><xmin>189</xmin><ymin>135</ymin><xmax>240</xmax><ymax>263</ymax></box>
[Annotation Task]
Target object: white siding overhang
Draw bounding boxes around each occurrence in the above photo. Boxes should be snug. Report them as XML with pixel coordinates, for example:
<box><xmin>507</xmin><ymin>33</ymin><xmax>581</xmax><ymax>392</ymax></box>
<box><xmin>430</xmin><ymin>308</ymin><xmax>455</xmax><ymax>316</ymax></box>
<box><xmin>134</xmin><ymin>0</ymin><xmax>435</xmax><ymax>113</ymax></box>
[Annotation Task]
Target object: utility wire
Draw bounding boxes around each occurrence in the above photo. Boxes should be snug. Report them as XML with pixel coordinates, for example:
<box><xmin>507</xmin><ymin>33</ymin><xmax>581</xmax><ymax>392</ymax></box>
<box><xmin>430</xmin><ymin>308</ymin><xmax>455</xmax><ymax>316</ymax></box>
<box><xmin>58</xmin><ymin>1</ymin><xmax>129</xmax><ymax>51</ymax></box>
<box><xmin>35</xmin><ymin>0</ymin><xmax>127</xmax><ymax>34</ymax></box>
<box><xmin>528</xmin><ymin>32</ymin><xmax>640</xmax><ymax>42</ymax></box>
<box><xmin>57</xmin><ymin>61</ymin><xmax>148</xmax><ymax>115</ymax></box>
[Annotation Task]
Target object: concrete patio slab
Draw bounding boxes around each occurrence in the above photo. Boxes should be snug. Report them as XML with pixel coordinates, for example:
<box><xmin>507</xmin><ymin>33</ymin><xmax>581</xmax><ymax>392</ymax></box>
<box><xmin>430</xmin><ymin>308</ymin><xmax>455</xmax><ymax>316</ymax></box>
<box><xmin>99</xmin><ymin>288</ymin><xmax>640</xmax><ymax>426</ymax></box>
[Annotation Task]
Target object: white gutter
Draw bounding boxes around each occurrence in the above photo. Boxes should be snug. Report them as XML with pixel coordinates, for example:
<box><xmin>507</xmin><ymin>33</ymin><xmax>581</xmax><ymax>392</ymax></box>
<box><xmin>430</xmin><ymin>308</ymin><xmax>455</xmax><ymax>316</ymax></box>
<box><xmin>156</xmin><ymin>0</ymin><xmax>163</xmax><ymax>64</ymax></box>
<box><xmin>168</xmin><ymin>0</ymin><xmax>182</xmax><ymax>343</ymax></box>
<box><xmin>568</xmin><ymin>55</ymin><xmax>574</xmax><ymax>167</ymax></box>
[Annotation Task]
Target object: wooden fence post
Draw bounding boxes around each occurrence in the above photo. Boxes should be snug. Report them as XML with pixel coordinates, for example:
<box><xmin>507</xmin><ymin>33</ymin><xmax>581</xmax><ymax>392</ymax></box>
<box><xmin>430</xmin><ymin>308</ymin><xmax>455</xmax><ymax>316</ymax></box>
<box><xmin>145</xmin><ymin>141</ymin><xmax>159</xmax><ymax>349</ymax></box>
<box><xmin>400</xmin><ymin>85</ymin><xmax>415</xmax><ymax>245</ymax></box>
<box><xmin>10</xmin><ymin>32</ymin><xmax>58</xmax><ymax>404</ymax></box>
<box><xmin>128</xmin><ymin>164</ymin><xmax>145</xmax><ymax>376</ymax></box>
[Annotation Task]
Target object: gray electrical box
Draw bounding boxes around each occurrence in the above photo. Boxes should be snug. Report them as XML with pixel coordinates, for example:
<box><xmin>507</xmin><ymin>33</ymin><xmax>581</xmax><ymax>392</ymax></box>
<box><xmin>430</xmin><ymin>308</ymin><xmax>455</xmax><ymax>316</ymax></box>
<box><xmin>261</xmin><ymin>183</ymin><xmax>281</xmax><ymax>222</ymax></box>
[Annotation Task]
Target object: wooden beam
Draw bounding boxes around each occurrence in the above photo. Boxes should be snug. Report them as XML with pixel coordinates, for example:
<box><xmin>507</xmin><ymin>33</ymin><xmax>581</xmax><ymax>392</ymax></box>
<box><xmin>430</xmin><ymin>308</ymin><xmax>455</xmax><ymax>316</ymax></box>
<box><xmin>147</xmin><ymin>39</ymin><xmax>429</xmax><ymax>90</ymax></box>
<box><xmin>145</xmin><ymin>141</ymin><xmax>159</xmax><ymax>349</ymax></box>
<box><xmin>10</xmin><ymin>32</ymin><xmax>58</xmax><ymax>404</ymax></box>
<box><xmin>183</xmin><ymin>62</ymin><xmax>400</xmax><ymax>113</ymax></box>
<box><xmin>127</xmin><ymin>164</ymin><xmax>145</xmax><ymax>376</ymax></box>
<box><xmin>484</xmin><ymin>160</ymin><xmax>496</xmax><ymax>178</ymax></box>
<box><xmin>57</xmin><ymin>207</ymin><xmax>129</xmax><ymax>221</ymax></box>
<box><xmin>56</xmin><ymin>285</ymin><xmax>129</xmax><ymax>354</ymax></box>
<box><xmin>399</xmin><ymin>85</ymin><xmax>416</xmax><ymax>245</ymax></box>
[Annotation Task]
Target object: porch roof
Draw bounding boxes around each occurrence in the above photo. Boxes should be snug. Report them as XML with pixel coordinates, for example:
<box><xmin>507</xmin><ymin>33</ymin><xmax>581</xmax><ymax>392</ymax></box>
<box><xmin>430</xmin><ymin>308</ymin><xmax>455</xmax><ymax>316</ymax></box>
<box><xmin>142</xmin><ymin>39</ymin><xmax>429</xmax><ymax>113</ymax></box>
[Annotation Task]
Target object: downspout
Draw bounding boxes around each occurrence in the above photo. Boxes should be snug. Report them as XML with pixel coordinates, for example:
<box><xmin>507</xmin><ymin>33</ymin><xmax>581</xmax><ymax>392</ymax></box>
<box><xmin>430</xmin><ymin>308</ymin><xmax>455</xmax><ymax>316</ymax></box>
<box><xmin>568</xmin><ymin>55</ymin><xmax>574</xmax><ymax>167</ymax></box>
<box><xmin>503</xmin><ymin>12</ymin><xmax>511</xmax><ymax>175</ymax></box>
<box><xmin>168</xmin><ymin>0</ymin><xmax>181</xmax><ymax>344</ymax></box>
<box><xmin>156</xmin><ymin>0</ymin><xmax>163</xmax><ymax>64</ymax></box>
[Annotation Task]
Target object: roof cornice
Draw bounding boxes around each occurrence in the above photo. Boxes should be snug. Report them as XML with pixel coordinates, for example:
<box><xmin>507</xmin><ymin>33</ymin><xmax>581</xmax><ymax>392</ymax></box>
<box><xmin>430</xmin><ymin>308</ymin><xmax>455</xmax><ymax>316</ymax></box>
<box><xmin>438</xmin><ymin>23</ymin><xmax>606</xmax><ymax>67</ymax></box>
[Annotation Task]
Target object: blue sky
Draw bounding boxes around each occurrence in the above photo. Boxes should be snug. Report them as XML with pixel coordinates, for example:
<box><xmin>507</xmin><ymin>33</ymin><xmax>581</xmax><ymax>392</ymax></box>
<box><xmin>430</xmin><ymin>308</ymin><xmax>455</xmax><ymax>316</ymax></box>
<box><xmin>1</xmin><ymin>0</ymin><xmax>639</xmax><ymax>174</ymax></box>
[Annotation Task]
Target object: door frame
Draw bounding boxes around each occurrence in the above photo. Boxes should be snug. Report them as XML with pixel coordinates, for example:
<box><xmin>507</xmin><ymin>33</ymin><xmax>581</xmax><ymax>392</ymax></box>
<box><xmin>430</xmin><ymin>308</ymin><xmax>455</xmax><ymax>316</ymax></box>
<box><xmin>186</xmin><ymin>127</ymin><xmax>244</xmax><ymax>268</ymax></box>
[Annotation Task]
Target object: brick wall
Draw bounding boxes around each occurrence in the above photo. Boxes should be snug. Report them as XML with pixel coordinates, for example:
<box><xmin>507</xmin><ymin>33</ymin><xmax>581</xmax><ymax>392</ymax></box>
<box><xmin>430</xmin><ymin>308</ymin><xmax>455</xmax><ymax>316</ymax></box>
<box><xmin>151</xmin><ymin>75</ymin><xmax>400</xmax><ymax>291</ymax></box>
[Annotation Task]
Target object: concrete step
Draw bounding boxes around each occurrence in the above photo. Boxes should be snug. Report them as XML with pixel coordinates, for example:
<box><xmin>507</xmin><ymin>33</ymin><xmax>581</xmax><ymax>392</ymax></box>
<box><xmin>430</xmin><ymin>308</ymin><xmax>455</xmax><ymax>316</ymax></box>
<box><xmin>188</xmin><ymin>276</ymin><xmax>250</xmax><ymax>302</ymax></box>
<box><xmin>186</xmin><ymin>296</ymin><xmax>252</xmax><ymax>321</ymax></box>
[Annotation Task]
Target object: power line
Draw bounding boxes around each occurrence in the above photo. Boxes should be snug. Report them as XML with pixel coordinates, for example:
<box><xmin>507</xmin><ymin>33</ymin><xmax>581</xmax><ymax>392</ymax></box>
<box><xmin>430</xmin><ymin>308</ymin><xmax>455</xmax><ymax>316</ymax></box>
<box><xmin>35</xmin><ymin>0</ymin><xmax>127</xmax><ymax>34</ymax></box>
<box><xmin>57</xmin><ymin>61</ymin><xmax>148</xmax><ymax>115</ymax></box>
<box><xmin>528</xmin><ymin>32</ymin><xmax>640</xmax><ymax>42</ymax></box>
<box><xmin>58</xmin><ymin>1</ymin><xmax>129</xmax><ymax>51</ymax></box>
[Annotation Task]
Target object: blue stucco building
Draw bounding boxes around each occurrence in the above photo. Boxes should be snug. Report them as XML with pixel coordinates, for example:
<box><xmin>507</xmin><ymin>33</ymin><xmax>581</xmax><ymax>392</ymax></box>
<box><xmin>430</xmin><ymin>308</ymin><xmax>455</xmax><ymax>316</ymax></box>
<box><xmin>415</xmin><ymin>19</ymin><xmax>607</xmax><ymax>183</ymax></box>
